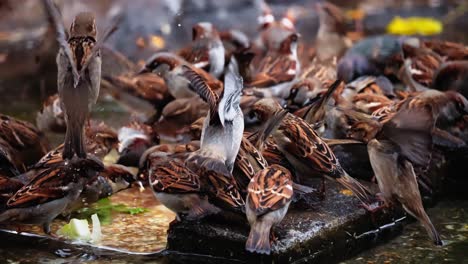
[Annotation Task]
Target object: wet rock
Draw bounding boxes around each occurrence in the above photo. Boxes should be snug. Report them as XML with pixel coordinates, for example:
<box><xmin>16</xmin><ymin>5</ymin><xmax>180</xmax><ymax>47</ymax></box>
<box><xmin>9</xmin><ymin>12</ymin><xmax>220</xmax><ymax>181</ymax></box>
<box><xmin>167</xmin><ymin>181</ymin><xmax>404</xmax><ymax>263</ymax></box>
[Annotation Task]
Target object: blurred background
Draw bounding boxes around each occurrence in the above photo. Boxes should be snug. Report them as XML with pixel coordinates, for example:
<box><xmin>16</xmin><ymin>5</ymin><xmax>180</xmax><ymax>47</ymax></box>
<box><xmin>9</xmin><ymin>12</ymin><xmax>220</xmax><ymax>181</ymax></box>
<box><xmin>1</xmin><ymin>0</ymin><xmax>467</xmax><ymax>108</ymax></box>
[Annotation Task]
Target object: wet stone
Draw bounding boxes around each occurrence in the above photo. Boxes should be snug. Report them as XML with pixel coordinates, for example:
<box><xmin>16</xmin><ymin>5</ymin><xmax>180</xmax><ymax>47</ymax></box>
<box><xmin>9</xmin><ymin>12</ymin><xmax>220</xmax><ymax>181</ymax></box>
<box><xmin>167</xmin><ymin>181</ymin><xmax>405</xmax><ymax>263</ymax></box>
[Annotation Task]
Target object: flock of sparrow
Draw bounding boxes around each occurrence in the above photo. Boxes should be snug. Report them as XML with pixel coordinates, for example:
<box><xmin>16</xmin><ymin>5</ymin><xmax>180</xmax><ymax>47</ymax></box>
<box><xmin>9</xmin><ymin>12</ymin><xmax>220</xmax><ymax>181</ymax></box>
<box><xmin>0</xmin><ymin>0</ymin><xmax>468</xmax><ymax>255</ymax></box>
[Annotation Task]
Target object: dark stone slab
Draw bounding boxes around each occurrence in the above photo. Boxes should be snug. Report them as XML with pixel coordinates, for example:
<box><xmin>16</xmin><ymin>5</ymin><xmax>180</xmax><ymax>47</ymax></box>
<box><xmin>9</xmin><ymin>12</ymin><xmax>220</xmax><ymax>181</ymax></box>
<box><xmin>167</xmin><ymin>181</ymin><xmax>406</xmax><ymax>263</ymax></box>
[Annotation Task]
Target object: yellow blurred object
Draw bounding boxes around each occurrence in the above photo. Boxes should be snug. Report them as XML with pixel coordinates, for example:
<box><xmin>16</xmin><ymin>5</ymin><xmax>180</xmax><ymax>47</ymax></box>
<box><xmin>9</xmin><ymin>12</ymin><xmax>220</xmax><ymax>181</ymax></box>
<box><xmin>387</xmin><ymin>16</ymin><xmax>443</xmax><ymax>36</ymax></box>
<box><xmin>150</xmin><ymin>35</ymin><xmax>166</xmax><ymax>49</ymax></box>
<box><xmin>340</xmin><ymin>189</ymin><xmax>354</xmax><ymax>196</ymax></box>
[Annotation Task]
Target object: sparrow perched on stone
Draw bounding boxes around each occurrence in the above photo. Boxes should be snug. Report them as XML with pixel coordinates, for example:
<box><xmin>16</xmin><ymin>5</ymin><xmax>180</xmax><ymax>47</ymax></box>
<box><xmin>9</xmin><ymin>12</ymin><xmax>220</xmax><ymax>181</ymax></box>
<box><xmin>182</xmin><ymin>58</ymin><xmax>245</xmax><ymax>213</ymax></box>
<box><xmin>178</xmin><ymin>22</ymin><xmax>225</xmax><ymax>78</ymax></box>
<box><xmin>0</xmin><ymin>149</ymin><xmax>103</xmax><ymax>235</ymax></box>
<box><xmin>138</xmin><ymin>52</ymin><xmax>222</xmax><ymax>100</ymax></box>
<box><xmin>48</xmin><ymin>7</ymin><xmax>101</xmax><ymax>159</ymax></box>
<box><xmin>251</xmin><ymin>98</ymin><xmax>373</xmax><ymax>206</ymax></box>
<box><xmin>245</xmin><ymin>164</ymin><xmax>293</xmax><ymax>254</ymax></box>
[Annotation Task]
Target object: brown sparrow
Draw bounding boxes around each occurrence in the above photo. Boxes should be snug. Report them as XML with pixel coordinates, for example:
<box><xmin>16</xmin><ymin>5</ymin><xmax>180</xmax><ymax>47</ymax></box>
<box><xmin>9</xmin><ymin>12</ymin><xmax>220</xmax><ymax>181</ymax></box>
<box><xmin>432</xmin><ymin>61</ymin><xmax>468</xmax><ymax>99</ymax></box>
<box><xmin>251</xmin><ymin>98</ymin><xmax>373</xmax><ymax>206</ymax></box>
<box><xmin>84</xmin><ymin>121</ymin><xmax>118</xmax><ymax>159</ymax></box>
<box><xmin>350</xmin><ymin>95</ymin><xmax>442</xmax><ymax>245</ymax></box>
<box><xmin>68</xmin><ymin>163</ymin><xmax>136</xmax><ymax>212</ymax></box>
<box><xmin>53</xmin><ymin>10</ymin><xmax>102</xmax><ymax>159</ymax></box>
<box><xmin>0</xmin><ymin>114</ymin><xmax>49</xmax><ymax>171</ymax></box>
<box><xmin>178</xmin><ymin>22</ymin><xmax>225</xmax><ymax>78</ymax></box>
<box><xmin>315</xmin><ymin>2</ymin><xmax>351</xmax><ymax>62</ymax></box>
<box><xmin>146</xmin><ymin>151</ymin><xmax>220</xmax><ymax>221</ymax></box>
<box><xmin>233</xmin><ymin>136</ymin><xmax>269</xmax><ymax>194</ymax></box>
<box><xmin>365</xmin><ymin>101</ymin><xmax>442</xmax><ymax>245</ymax></box>
<box><xmin>256</xmin><ymin>0</ymin><xmax>296</xmax><ymax>52</ymax></box>
<box><xmin>138</xmin><ymin>52</ymin><xmax>222</xmax><ymax>100</ymax></box>
<box><xmin>245</xmin><ymin>164</ymin><xmax>293</xmax><ymax>254</ymax></box>
<box><xmin>36</xmin><ymin>94</ymin><xmax>66</xmax><ymax>133</ymax></box>
<box><xmin>246</xmin><ymin>33</ymin><xmax>300</xmax><ymax>99</ymax></box>
<box><xmin>102</xmin><ymin>72</ymin><xmax>172</xmax><ymax>120</ymax></box>
<box><xmin>183</xmin><ymin>59</ymin><xmax>245</xmax><ymax>213</ymax></box>
<box><xmin>154</xmin><ymin>97</ymin><xmax>208</xmax><ymax>142</ymax></box>
<box><xmin>0</xmin><ymin>175</ymin><xmax>23</xmax><ymax>210</ymax></box>
<box><xmin>0</xmin><ymin>149</ymin><xmax>104</xmax><ymax>235</ymax></box>
<box><xmin>368</xmin><ymin>140</ymin><xmax>442</xmax><ymax>245</ymax></box>
<box><xmin>117</xmin><ymin>121</ymin><xmax>160</xmax><ymax>167</ymax></box>
<box><xmin>421</xmin><ymin>39</ymin><xmax>468</xmax><ymax>61</ymax></box>
<box><xmin>139</xmin><ymin>141</ymin><xmax>200</xmax><ymax>183</ymax></box>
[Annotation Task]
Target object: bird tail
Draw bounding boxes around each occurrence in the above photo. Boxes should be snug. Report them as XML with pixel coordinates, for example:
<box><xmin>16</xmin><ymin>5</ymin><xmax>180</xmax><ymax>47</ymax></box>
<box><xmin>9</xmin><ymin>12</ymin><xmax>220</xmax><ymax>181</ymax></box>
<box><xmin>245</xmin><ymin>220</ymin><xmax>272</xmax><ymax>255</ymax></box>
<box><xmin>336</xmin><ymin>171</ymin><xmax>374</xmax><ymax>205</ymax></box>
<box><xmin>63</xmin><ymin>120</ymin><xmax>86</xmax><ymax>159</ymax></box>
<box><xmin>403</xmin><ymin>202</ymin><xmax>442</xmax><ymax>246</ymax></box>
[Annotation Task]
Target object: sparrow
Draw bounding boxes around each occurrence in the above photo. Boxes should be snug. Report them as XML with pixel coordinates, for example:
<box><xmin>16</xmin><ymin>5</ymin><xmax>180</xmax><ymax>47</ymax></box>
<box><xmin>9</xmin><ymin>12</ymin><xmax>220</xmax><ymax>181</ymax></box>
<box><xmin>286</xmin><ymin>77</ymin><xmax>326</xmax><ymax>113</ymax></box>
<box><xmin>146</xmin><ymin>151</ymin><xmax>220</xmax><ymax>221</ymax></box>
<box><xmin>315</xmin><ymin>2</ymin><xmax>351</xmax><ymax>62</ymax></box>
<box><xmin>183</xmin><ymin>59</ymin><xmax>245</xmax><ymax>213</ymax></box>
<box><xmin>138</xmin><ymin>52</ymin><xmax>222</xmax><ymax>100</ymax></box>
<box><xmin>36</xmin><ymin>94</ymin><xmax>66</xmax><ymax>133</ymax></box>
<box><xmin>432</xmin><ymin>60</ymin><xmax>468</xmax><ymax>99</ymax></box>
<box><xmin>219</xmin><ymin>29</ymin><xmax>251</xmax><ymax>60</ymax></box>
<box><xmin>178</xmin><ymin>22</ymin><xmax>225</xmax><ymax>78</ymax></box>
<box><xmin>0</xmin><ymin>139</ymin><xmax>20</xmax><ymax>178</ymax></box>
<box><xmin>0</xmin><ymin>149</ymin><xmax>104</xmax><ymax>235</ymax></box>
<box><xmin>368</xmin><ymin>140</ymin><xmax>442</xmax><ymax>245</ymax></box>
<box><xmin>185</xmin><ymin>58</ymin><xmax>244</xmax><ymax>173</ymax></box>
<box><xmin>233</xmin><ymin>136</ymin><xmax>269</xmax><ymax>194</ymax></box>
<box><xmin>139</xmin><ymin>141</ymin><xmax>200</xmax><ymax>183</ymax></box>
<box><xmin>256</xmin><ymin>0</ymin><xmax>296</xmax><ymax>52</ymax></box>
<box><xmin>102</xmin><ymin>72</ymin><xmax>172</xmax><ymax>121</ymax></box>
<box><xmin>400</xmin><ymin>44</ymin><xmax>443</xmax><ymax>89</ymax></box>
<box><xmin>0</xmin><ymin>114</ymin><xmax>49</xmax><ymax>171</ymax></box>
<box><xmin>246</xmin><ymin>33</ymin><xmax>300</xmax><ymax>100</ymax></box>
<box><xmin>117</xmin><ymin>121</ymin><xmax>160</xmax><ymax>167</ymax></box>
<box><xmin>421</xmin><ymin>39</ymin><xmax>468</xmax><ymax>61</ymax></box>
<box><xmin>251</xmin><ymin>98</ymin><xmax>373</xmax><ymax>206</ymax></box>
<box><xmin>53</xmin><ymin>10</ymin><xmax>102</xmax><ymax>159</ymax></box>
<box><xmin>68</xmin><ymin>163</ymin><xmax>136</xmax><ymax>212</ymax></box>
<box><xmin>154</xmin><ymin>96</ymin><xmax>208</xmax><ymax>142</ymax></box>
<box><xmin>0</xmin><ymin>175</ymin><xmax>23</xmax><ymax>210</ymax></box>
<box><xmin>245</xmin><ymin>164</ymin><xmax>293</xmax><ymax>254</ymax></box>
<box><xmin>363</xmin><ymin>98</ymin><xmax>441</xmax><ymax>244</ymax></box>
<box><xmin>84</xmin><ymin>121</ymin><xmax>118</xmax><ymax>159</ymax></box>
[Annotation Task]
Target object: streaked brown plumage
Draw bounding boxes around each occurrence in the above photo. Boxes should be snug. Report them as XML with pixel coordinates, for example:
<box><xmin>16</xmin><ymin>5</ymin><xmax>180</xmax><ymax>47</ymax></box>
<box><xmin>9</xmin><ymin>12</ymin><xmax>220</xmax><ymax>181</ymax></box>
<box><xmin>251</xmin><ymin>98</ymin><xmax>373</xmax><ymax>206</ymax></box>
<box><xmin>0</xmin><ymin>148</ymin><xmax>103</xmax><ymax>234</ymax></box>
<box><xmin>245</xmin><ymin>164</ymin><xmax>293</xmax><ymax>254</ymax></box>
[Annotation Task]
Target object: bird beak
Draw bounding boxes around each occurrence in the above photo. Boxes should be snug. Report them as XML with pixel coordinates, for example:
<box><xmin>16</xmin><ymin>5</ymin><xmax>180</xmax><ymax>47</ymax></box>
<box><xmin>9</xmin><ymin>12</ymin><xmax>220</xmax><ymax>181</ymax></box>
<box><xmin>137</xmin><ymin>66</ymin><xmax>150</xmax><ymax>75</ymax></box>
